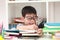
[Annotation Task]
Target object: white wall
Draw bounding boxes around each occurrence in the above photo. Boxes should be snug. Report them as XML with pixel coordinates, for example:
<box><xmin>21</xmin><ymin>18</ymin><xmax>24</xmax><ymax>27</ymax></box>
<box><xmin>8</xmin><ymin>3</ymin><xmax>16</xmax><ymax>23</ymax></box>
<box><xmin>0</xmin><ymin>0</ymin><xmax>3</xmax><ymax>23</ymax></box>
<box><xmin>15</xmin><ymin>0</ymin><xmax>28</xmax><ymax>1</ymax></box>
<box><xmin>48</xmin><ymin>2</ymin><xmax>55</xmax><ymax>23</ymax></box>
<box><xmin>54</xmin><ymin>2</ymin><xmax>60</xmax><ymax>23</ymax></box>
<box><xmin>47</xmin><ymin>0</ymin><xmax>60</xmax><ymax>1</ymax></box>
<box><xmin>8</xmin><ymin>2</ymin><xmax>46</xmax><ymax>23</ymax></box>
<box><xmin>48</xmin><ymin>2</ymin><xmax>60</xmax><ymax>23</ymax></box>
<box><xmin>9</xmin><ymin>0</ymin><xmax>60</xmax><ymax>1</ymax></box>
<box><xmin>0</xmin><ymin>0</ymin><xmax>8</xmax><ymax>30</ymax></box>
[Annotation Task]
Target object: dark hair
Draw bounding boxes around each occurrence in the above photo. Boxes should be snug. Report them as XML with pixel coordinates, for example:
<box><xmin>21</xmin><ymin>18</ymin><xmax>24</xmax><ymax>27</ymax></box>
<box><xmin>22</xmin><ymin>6</ymin><xmax>37</xmax><ymax>17</ymax></box>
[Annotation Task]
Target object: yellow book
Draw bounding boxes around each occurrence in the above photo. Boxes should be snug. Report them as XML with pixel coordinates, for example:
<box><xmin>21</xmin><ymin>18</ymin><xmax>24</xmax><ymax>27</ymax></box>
<box><xmin>0</xmin><ymin>35</ymin><xmax>4</xmax><ymax>40</ymax></box>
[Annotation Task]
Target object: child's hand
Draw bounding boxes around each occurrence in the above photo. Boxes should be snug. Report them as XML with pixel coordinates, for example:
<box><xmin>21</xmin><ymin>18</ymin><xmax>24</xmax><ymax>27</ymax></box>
<box><xmin>36</xmin><ymin>29</ymin><xmax>43</xmax><ymax>36</ymax></box>
<box><xmin>27</xmin><ymin>24</ymin><xmax>38</xmax><ymax>30</ymax></box>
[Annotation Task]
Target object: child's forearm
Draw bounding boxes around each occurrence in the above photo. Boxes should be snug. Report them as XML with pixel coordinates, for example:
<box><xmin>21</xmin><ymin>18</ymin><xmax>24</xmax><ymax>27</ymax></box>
<box><xmin>17</xmin><ymin>26</ymin><xmax>28</xmax><ymax>30</ymax></box>
<box><xmin>16</xmin><ymin>24</ymin><xmax>38</xmax><ymax>30</ymax></box>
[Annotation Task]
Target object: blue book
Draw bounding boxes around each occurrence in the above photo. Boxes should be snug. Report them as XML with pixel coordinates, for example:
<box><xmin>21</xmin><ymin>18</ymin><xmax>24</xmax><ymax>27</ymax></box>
<box><xmin>5</xmin><ymin>30</ymin><xmax>19</xmax><ymax>33</ymax></box>
<box><xmin>44</xmin><ymin>23</ymin><xmax>60</xmax><ymax>28</ymax></box>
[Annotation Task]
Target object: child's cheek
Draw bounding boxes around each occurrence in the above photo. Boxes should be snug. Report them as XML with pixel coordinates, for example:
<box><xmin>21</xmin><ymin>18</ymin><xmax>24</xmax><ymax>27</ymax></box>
<box><xmin>24</xmin><ymin>20</ymin><xmax>30</xmax><ymax>25</ymax></box>
<box><xmin>27</xmin><ymin>20</ymin><xmax>31</xmax><ymax>24</ymax></box>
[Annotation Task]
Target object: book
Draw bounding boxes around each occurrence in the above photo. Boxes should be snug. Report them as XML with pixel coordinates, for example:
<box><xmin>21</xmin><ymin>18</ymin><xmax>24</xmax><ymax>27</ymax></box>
<box><xmin>44</xmin><ymin>23</ymin><xmax>60</xmax><ymax>28</ymax></box>
<box><xmin>19</xmin><ymin>30</ymin><xmax>37</xmax><ymax>34</ymax></box>
<box><xmin>22</xmin><ymin>33</ymin><xmax>39</xmax><ymax>36</ymax></box>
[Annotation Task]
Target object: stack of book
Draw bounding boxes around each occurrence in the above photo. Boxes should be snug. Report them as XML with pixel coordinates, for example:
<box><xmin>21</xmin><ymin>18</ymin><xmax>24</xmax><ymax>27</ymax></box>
<box><xmin>4</xmin><ymin>29</ymin><xmax>40</xmax><ymax>38</ymax></box>
<box><xmin>44</xmin><ymin>23</ymin><xmax>60</xmax><ymax>28</ymax></box>
<box><xmin>43</xmin><ymin>23</ymin><xmax>60</xmax><ymax>32</ymax></box>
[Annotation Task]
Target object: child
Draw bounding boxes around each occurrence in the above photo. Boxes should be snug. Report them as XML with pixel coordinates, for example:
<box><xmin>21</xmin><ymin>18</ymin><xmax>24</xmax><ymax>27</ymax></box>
<box><xmin>17</xmin><ymin>6</ymin><xmax>42</xmax><ymax>35</ymax></box>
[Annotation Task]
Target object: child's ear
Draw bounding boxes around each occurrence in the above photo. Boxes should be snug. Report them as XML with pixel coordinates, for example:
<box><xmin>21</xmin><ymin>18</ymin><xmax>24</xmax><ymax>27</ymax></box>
<box><xmin>23</xmin><ymin>17</ymin><xmax>25</xmax><ymax>22</ymax></box>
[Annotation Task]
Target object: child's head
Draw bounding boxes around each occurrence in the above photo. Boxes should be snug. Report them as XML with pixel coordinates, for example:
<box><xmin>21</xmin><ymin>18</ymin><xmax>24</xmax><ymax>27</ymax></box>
<box><xmin>22</xmin><ymin>6</ymin><xmax>38</xmax><ymax>25</ymax></box>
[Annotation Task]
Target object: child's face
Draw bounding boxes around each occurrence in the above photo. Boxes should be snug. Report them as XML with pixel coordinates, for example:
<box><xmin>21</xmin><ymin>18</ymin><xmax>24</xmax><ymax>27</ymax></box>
<box><xmin>24</xmin><ymin>13</ymin><xmax>37</xmax><ymax>25</ymax></box>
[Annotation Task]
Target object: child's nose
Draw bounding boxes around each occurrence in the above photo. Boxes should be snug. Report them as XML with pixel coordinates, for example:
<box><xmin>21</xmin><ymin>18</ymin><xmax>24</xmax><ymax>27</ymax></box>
<box><xmin>31</xmin><ymin>19</ymin><xmax>36</xmax><ymax>23</ymax></box>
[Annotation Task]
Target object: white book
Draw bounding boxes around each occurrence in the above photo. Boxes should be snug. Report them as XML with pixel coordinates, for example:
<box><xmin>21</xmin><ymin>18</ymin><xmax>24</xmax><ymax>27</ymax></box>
<box><xmin>5</xmin><ymin>32</ymin><xmax>19</xmax><ymax>35</ymax></box>
<box><xmin>19</xmin><ymin>30</ymin><xmax>37</xmax><ymax>34</ymax></box>
<box><xmin>15</xmin><ymin>0</ymin><xmax>28</xmax><ymax>1</ymax></box>
<box><xmin>22</xmin><ymin>33</ymin><xmax>39</xmax><ymax>36</ymax></box>
<box><xmin>19</xmin><ymin>30</ymin><xmax>39</xmax><ymax>36</ymax></box>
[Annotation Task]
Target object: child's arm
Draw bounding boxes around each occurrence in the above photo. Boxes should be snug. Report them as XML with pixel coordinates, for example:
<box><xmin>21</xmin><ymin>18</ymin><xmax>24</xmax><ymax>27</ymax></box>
<box><xmin>37</xmin><ymin>28</ymin><xmax>43</xmax><ymax>36</ymax></box>
<box><xmin>17</xmin><ymin>24</ymin><xmax>43</xmax><ymax>36</ymax></box>
<box><xmin>16</xmin><ymin>24</ymin><xmax>38</xmax><ymax>30</ymax></box>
